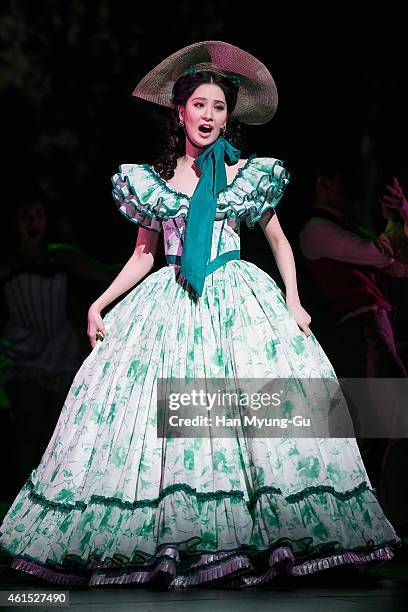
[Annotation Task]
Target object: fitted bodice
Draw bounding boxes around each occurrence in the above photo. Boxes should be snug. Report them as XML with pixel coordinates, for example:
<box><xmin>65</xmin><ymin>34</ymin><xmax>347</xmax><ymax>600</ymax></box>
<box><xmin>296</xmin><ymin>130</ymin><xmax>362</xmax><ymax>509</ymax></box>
<box><xmin>162</xmin><ymin>214</ymin><xmax>240</xmax><ymax>273</ymax></box>
<box><xmin>111</xmin><ymin>156</ymin><xmax>290</xmax><ymax>276</ymax></box>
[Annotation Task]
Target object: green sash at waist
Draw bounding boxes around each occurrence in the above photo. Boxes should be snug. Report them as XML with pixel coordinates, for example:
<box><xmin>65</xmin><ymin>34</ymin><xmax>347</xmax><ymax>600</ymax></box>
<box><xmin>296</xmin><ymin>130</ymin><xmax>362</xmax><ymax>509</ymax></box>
<box><xmin>166</xmin><ymin>250</ymin><xmax>240</xmax><ymax>276</ymax></box>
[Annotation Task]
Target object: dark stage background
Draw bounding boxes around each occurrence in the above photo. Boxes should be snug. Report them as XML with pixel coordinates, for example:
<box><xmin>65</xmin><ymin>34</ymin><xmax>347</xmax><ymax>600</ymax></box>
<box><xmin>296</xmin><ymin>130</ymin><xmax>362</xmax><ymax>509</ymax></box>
<box><xmin>0</xmin><ymin>2</ymin><xmax>407</xmax><ymax>338</ymax></box>
<box><xmin>1</xmin><ymin>3</ymin><xmax>408</xmax><ymax>587</ymax></box>
<box><xmin>0</xmin><ymin>0</ymin><xmax>408</xmax><ymax>531</ymax></box>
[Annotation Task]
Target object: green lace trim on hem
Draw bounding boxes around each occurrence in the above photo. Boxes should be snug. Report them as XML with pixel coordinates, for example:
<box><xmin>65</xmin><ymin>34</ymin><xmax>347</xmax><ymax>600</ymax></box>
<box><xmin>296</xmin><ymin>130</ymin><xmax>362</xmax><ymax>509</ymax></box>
<box><xmin>23</xmin><ymin>474</ymin><xmax>374</xmax><ymax>514</ymax></box>
<box><xmin>248</xmin><ymin>481</ymin><xmax>371</xmax><ymax>509</ymax></box>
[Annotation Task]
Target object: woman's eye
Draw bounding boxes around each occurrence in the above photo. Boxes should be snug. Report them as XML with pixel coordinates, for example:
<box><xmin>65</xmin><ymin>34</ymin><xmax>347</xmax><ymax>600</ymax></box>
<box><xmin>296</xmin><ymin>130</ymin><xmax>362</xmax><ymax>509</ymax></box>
<box><xmin>193</xmin><ymin>103</ymin><xmax>225</xmax><ymax>110</ymax></box>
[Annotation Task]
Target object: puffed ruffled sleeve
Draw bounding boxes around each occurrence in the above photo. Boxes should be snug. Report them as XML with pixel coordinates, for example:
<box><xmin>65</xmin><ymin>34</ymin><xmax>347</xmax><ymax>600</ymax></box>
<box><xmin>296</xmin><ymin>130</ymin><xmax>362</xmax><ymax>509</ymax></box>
<box><xmin>216</xmin><ymin>157</ymin><xmax>291</xmax><ymax>228</ymax></box>
<box><xmin>112</xmin><ymin>164</ymin><xmax>166</xmax><ymax>232</ymax></box>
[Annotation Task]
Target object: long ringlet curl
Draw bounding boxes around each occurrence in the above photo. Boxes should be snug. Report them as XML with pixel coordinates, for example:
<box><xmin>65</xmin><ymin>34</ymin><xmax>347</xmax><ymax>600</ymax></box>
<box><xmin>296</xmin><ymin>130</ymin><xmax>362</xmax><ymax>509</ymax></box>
<box><xmin>153</xmin><ymin>70</ymin><xmax>245</xmax><ymax>180</ymax></box>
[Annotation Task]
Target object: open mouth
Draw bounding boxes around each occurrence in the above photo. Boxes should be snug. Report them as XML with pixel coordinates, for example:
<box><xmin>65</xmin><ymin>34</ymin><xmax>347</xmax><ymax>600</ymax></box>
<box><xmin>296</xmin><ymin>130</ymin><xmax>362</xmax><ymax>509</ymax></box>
<box><xmin>198</xmin><ymin>125</ymin><xmax>213</xmax><ymax>134</ymax></box>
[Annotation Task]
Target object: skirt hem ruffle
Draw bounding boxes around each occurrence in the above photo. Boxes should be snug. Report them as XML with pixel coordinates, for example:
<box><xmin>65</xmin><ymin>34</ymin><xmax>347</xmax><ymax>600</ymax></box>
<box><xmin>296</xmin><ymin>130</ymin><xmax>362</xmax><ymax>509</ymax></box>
<box><xmin>6</xmin><ymin>542</ymin><xmax>397</xmax><ymax>590</ymax></box>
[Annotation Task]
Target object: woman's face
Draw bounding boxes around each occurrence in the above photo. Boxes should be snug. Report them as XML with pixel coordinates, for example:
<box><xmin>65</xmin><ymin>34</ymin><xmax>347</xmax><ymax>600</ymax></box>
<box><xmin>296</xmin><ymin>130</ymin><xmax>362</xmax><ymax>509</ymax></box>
<box><xmin>16</xmin><ymin>203</ymin><xmax>47</xmax><ymax>243</ymax></box>
<box><xmin>179</xmin><ymin>82</ymin><xmax>228</xmax><ymax>148</ymax></box>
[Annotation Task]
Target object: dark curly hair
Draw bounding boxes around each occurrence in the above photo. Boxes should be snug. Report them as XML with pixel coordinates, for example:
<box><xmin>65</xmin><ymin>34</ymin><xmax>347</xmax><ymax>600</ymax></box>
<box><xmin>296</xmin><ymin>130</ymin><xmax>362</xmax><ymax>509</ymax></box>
<box><xmin>153</xmin><ymin>70</ymin><xmax>245</xmax><ymax>180</ymax></box>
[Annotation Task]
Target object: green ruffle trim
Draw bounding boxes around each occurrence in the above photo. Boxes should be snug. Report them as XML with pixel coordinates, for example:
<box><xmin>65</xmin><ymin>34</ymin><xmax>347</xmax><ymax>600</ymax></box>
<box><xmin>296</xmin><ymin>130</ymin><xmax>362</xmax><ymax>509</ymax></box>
<box><xmin>0</xmin><ymin>534</ymin><xmax>399</xmax><ymax>580</ymax></box>
<box><xmin>111</xmin><ymin>157</ymin><xmax>290</xmax><ymax>230</ymax></box>
<box><xmin>24</xmin><ymin>474</ymin><xmax>373</xmax><ymax>514</ymax></box>
<box><xmin>248</xmin><ymin>481</ymin><xmax>371</xmax><ymax>509</ymax></box>
<box><xmin>216</xmin><ymin>157</ymin><xmax>291</xmax><ymax>229</ymax></box>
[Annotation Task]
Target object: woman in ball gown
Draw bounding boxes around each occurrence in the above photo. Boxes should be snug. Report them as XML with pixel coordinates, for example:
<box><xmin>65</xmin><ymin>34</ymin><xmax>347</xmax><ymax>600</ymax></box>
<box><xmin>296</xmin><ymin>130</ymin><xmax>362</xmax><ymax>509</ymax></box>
<box><xmin>0</xmin><ymin>41</ymin><xmax>401</xmax><ymax>589</ymax></box>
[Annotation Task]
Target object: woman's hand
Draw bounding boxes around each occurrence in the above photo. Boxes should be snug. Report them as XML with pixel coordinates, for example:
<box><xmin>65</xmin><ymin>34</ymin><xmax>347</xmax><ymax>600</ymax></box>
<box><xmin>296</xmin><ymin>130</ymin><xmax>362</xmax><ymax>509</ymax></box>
<box><xmin>286</xmin><ymin>299</ymin><xmax>312</xmax><ymax>336</ymax></box>
<box><xmin>380</xmin><ymin>177</ymin><xmax>408</xmax><ymax>222</ymax></box>
<box><xmin>87</xmin><ymin>303</ymin><xmax>106</xmax><ymax>349</ymax></box>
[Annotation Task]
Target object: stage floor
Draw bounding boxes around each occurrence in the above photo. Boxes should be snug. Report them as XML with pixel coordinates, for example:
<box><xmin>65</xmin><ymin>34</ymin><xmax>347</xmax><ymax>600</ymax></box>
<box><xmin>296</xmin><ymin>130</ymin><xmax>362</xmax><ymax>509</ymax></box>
<box><xmin>0</xmin><ymin>553</ymin><xmax>407</xmax><ymax>612</ymax></box>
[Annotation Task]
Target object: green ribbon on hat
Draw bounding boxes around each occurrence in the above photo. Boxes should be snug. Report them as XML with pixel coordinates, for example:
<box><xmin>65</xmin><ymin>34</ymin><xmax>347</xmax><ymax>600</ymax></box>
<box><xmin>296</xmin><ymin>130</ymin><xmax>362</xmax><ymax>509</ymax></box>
<box><xmin>180</xmin><ymin>135</ymin><xmax>241</xmax><ymax>296</ymax></box>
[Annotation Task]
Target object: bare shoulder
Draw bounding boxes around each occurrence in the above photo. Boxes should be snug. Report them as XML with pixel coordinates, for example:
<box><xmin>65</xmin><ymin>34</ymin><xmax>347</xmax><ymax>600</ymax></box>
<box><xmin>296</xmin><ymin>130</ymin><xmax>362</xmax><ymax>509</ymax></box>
<box><xmin>236</xmin><ymin>158</ymin><xmax>248</xmax><ymax>170</ymax></box>
<box><xmin>227</xmin><ymin>158</ymin><xmax>248</xmax><ymax>183</ymax></box>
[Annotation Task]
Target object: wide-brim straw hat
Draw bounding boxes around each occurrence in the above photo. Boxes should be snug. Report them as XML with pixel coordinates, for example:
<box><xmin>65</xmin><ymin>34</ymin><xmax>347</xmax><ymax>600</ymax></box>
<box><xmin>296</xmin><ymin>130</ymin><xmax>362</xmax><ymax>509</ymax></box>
<box><xmin>132</xmin><ymin>41</ymin><xmax>278</xmax><ymax>125</ymax></box>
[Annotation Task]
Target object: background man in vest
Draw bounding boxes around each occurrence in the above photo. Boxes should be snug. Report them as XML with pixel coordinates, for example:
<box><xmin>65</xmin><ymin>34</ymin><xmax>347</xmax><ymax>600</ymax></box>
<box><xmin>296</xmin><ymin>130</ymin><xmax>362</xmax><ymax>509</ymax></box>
<box><xmin>299</xmin><ymin>167</ymin><xmax>408</xmax><ymax>541</ymax></box>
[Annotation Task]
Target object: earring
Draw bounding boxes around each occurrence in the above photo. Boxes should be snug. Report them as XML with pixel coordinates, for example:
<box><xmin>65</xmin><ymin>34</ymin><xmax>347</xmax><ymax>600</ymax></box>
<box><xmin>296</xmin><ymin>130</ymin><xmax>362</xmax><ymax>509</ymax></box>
<box><xmin>221</xmin><ymin>125</ymin><xmax>226</xmax><ymax>134</ymax></box>
<box><xmin>179</xmin><ymin>120</ymin><xmax>184</xmax><ymax>127</ymax></box>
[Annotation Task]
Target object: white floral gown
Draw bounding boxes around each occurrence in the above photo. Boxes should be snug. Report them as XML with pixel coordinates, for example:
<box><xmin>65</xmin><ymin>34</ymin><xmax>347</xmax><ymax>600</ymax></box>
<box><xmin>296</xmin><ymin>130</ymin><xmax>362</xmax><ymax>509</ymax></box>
<box><xmin>0</xmin><ymin>157</ymin><xmax>401</xmax><ymax>589</ymax></box>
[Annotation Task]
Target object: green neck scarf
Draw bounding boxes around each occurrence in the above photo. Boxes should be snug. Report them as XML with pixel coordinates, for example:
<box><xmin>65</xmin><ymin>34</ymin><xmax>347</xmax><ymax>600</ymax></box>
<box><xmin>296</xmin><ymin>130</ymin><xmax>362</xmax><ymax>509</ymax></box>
<box><xmin>180</xmin><ymin>135</ymin><xmax>241</xmax><ymax>296</ymax></box>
